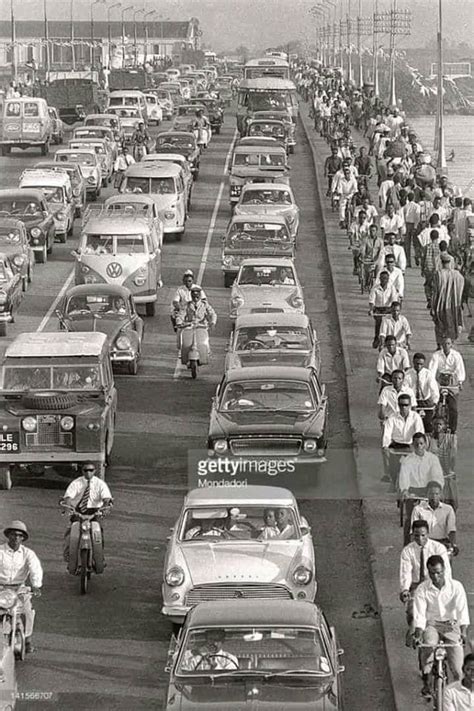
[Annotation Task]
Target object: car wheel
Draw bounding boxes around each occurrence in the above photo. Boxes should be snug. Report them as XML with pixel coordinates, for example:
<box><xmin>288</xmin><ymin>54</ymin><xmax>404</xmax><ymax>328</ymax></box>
<box><xmin>1</xmin><ymin>146</ymin><xmax>11</xmax><ymax>156</ymax></box>
<box><xmin>0</xmin><ymin>466</ymin><xmax>12</xmax><ymax>490</ymax></box>
<box><xmin>67</xmin><ymin>220</ymin><xmax>74</xmax><ymax>237</ymax></box>
<box><xmin>36</xmin><ymin>244</ymin><xmax>47</xmax><ymax>264</ymax></box>
<box><xmin>0</xmin><ymin>323</ymin><xmax>6</xmax><ymax>337</ymax></box>
<box><xmin>224</xmin><ymin>273</ymin><xmax>234</xmax><ymax>288</ymax></box>
<box><xmin>41</xmin><ymin>141</ymin><xmax>49</xmax><ymax>156</ymax></box>
<box><xmin>145</xmin><ymin>301</ymin><xmax>156</xmax><ymax>317</ymax></box>
<box><xmin>127</xmin><ymin>357</ymin><xmax>138</xmax><ymax>375</ymax></box>
<box><xmin>22</xmin><ymin>274</ymin><xmax>27</xmax><ymax>292</ymax></box>
<box><xmin>102</xmin><ymin>177</ymin><xmax>107</xmax><ymax>188</ymax></box>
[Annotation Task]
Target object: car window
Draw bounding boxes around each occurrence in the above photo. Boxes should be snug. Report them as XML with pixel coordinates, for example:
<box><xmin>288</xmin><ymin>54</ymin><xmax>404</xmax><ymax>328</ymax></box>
<box><xmin>24</xmin><ymin>102</ymin><xmax>40</xmax><ymax>117</ymax></box>
<box><xmin>115</xmin><ymin>235</ymin><xmax>145</xmax><ymax>254</ymax></box>
<box><xmin>0</xmin><ymin>199</ymin><xmax>42</xmax><ymax>216</ymax></box>
<box><xmin>220</xmin><ymin>379</ymin><xmax>314</xmax><ymax>412</ymax></box>
<box><xmin>241</xmin><ymin>189</ymin><xmax>292</xmax><ymax>205</ymax></box>
<box><xmin>83</xmin><ymin>234</ymin><xmax>113</xmax><ymax>254</ymax></box>
<box><xmin>180</xmin><ymin>505</ymin><xmax>299</xmax><ymax>541</ymax></box>
<box><xmin>228</xmin><ymin>222</ymin><xmax>290</xmax><ymax>243</ymax></box>
<box><xmin>0</xmin><ymin>227</ymin><xmax>22</xmax><ymax>243</ymax></box>
<box><xmin>52</xmin><ymin>366</ymin><xmax>101</xmax><ymax>390</ymax></box>
<box><xmin>237</xmin><ymin>265</ymin><xmax>295</xmax><ymax>285</ymax></box>
<box><xmin>150</xmin><ymin>177</ymin><xmax>175</xmax><ymax>194</ymax></box>
<box><xmin>41</xmin><ymin>186</ymin><xmax>64</xmax><ymax>203</ymax></box>
<box><xmin>2</xmin><ymin>366</ymin><xmax>51</xmax><ymax>390</ymax></box>
<box><xmin>5</xmin><ymin>102</ymin><xmax>21</xmax><ymax>117</ymax></box>
<box><xmin>235</xmin><ymin>326</ymin><xmax>309</xmax><ymax>351</ymax></box>
<box><xmin>66</xmin><ymin>294</ymin><xmax>127</xmax><ymax>316</ymax></box>
<box><xmin>125</xmin><ymin>177</ymin><xmax>150</xmax><ymax>194</ymax></box>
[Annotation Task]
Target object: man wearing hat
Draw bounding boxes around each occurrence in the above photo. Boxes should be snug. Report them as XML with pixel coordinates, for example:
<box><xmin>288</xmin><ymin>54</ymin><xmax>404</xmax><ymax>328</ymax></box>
<box><xmin>0</xmin><ymin>520</ymin><xmax>43</xmax><ymax>653</ymax></box>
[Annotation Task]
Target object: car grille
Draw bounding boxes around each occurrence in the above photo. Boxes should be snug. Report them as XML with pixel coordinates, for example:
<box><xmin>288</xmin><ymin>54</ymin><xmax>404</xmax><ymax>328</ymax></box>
<box><xmin>186</xmin><ymin>584</ymin><xmax>292</xmax><ymax>606</ymax></box>
<box><xmin>250</xmin><ymin>307</ymin><xmax>285</xmax><ymax>314</ymax></box>
<box><xmin>24</xmin><ymin>415</ymin><xmax>73</xmax><ymax>449</ymax></box>
<box><xmin>230</xmin><ymin>437</ymin><xmax>301</xmax><ymax>456</ymax></box>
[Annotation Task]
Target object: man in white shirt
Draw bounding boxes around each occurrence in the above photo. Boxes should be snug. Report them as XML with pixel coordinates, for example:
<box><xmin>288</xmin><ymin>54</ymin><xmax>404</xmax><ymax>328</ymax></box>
<box><xmin>417</xmin><ymin>214</ymin><xmax>450</xmax><ymax>251</ymax></box>
<box><xmin>398</xmin><ymin>433</ymin><xmax>444</xmax><ymax>543</ymax></box>
<box><xmin>0</xmin><ymin>520</ymin><xmax>43</xmax><ymax>653</ymax></box>
<box><xmin>405</xmin><ymin>352</ymin><xmax>439</xmax><ymax>433</ymax></box>
<box><xmin>378</xmin><ymin>369</ymin><xmax>416</xmax><ymax>421</ymax></box>
<box><xmin>428</xmin><ymin>337</ymin><xmax>465</xmax><ymax>433</ymax></box>
<box><xmin>333</xmin><ymin>167</ymin><xmax>358</xmax><ymax>227</ymax></box>
<box><xmin>380</xmin><ymin>205</ymin><xmax>404</xmax><ymax>242</ymax></box>
<box><xmin>376</xmin><ymin>336</ymin><xmax>410</xmax><ymax>387</ymax></box>
<box><xmin>113</xmin><ymin>145</ymin><xmax>135</xmax><ymax>188</ymax></box>
<box><xmin>411</xmin><ymin>482</ymin><xmax>457</xmax><ymax>550</ymax></box>
<box><xmin>382</xmin><ymin>394</ymin><xmax>424</xmax><ymax>488</ymax></box>
<box><xmin>379</xmin><ymin>301</ymin><xmax>411</xmax><ymax>349</ymax></box>
<box><xmin>403</xmin><ymin>192</ymin><xmax>421</xmax><ymax>267</ymax></box>
<box><xmin>180</xmin><ymin>629</ymin><xmax>239</xmax><ymax>671</ymax></box>
<box><xmin>413</xmin><ymin>556</ymin><xmax>469</xmax><ymax>695</ymax></box>
<box><xmin>368</xmin><ymin>271</ymin><xmax>399</xmax><ymax>348</ymax></box>
<box><xmin>60</xmin><ymin>462</ymin><xmax>113</xmax><ymax>563</ymax></box>
<box><xmin>443</xmin><ymin>654</ymin><xmax>474</xmax><ymax>711</ymax></box>
<box><xmin>382</xmin><ymin>255</ymin><xmax>404</xmax><ymax>300</ymax></box>
<box><xmin>400</xmin><ymin>520</ymin><xmax>451</xmax><ymax>646</ymax></box>
<box><xmin>376</xmin><ymin>233</ymin><xmax>407</xmax><ymax>275</ymax></box>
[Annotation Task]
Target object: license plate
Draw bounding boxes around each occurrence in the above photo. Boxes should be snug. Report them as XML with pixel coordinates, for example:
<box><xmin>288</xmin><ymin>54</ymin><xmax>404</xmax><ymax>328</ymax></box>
<box><xmin>0</xmin><ymin>431</ymin><xmax>20</xmax><ymax>452</ymax></box>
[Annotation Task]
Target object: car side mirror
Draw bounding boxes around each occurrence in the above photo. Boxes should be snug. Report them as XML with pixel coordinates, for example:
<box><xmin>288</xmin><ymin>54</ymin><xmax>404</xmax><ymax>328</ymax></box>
<box><xmin>337</xmin><ymin>664</ymin><xmax>345</xmax><ymax>674</ymax></box>
<box><xmin>299</xmin><ymin>525</ymin><xmax>310</xmax><ymax>536</ymax></box>
<box><xmin>337</xmin><ymin>648</ymin><xmax>344</xmax><ymax>657</ymax></box>
<box><xmin>70</xmin><ymin>249</ymin><xmax>79</xmax><ymax>258</ymax></box>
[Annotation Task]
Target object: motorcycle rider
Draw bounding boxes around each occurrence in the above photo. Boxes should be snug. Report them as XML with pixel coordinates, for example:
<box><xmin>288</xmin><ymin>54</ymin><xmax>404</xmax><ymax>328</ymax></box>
<box><xmin>59</xmin><ymin>462</ymin><xmax>113</xmax><ymax>562</ymax></box>
<box><xmin>170</xmin><ymin>270</ymin><xmax>208</xmax><ymax>333</ymax></box>
<box><xmin>176</xmin><ymin>284</ymin><xmax>217</xmax><ymax>330</ymax></box>
<box><xmin>193</xmin><ymin>108</ymin><xmax>211</xmax><ymax>149</ymax></box>
<box><xmin>0</xmin><ymin>520</ymin><xmax>43</xmax><ymax>653</ymax></box>
<box><xmin>131</xmin><ymin>121</ymin><xmax>150</xmax><ymax>161</ymax></box>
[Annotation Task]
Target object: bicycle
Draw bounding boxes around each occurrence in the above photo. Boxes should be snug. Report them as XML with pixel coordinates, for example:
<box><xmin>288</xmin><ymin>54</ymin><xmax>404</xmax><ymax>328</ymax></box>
<box><xmin>435</xmin><ymin>383</ymin><xmax>460</xmax><ymax>432</ymax></box>
<box><xmin>358</xmin><ymin>259</ymin><xmax>375</xmax><ymax>294</ymax></box>
<box><xmin>416</xmin><ymin>641</ymin><xmax>463</xmax><ymax>710</ymax></box>
<box><xmin>399</xmin><ymin>492</ymin><xmax>428</xmax><ymax>544</ymax></box>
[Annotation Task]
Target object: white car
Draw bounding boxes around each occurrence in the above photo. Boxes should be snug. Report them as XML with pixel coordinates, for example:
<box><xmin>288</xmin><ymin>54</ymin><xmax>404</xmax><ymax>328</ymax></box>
<box><xmin>234</xmin><ymin>182</ymin><xmax>300</xmax><ymax>240</ymax></box>
<box><xmin>143</xmin><ymin>94</ymin><xmax>163</xmax><ymax>125</ymax></box>
<box><xmin>162</xmin><ymin>485</ymin><xmax>316</xmax><ymax>624</ymax></box>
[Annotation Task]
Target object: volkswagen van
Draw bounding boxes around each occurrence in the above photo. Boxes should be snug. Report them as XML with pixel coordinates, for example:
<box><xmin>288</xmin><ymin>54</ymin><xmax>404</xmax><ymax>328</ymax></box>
<box><xmin>120</xmin><ymin>163</ymin><xmax>187</xmax><ymax>241</ymax></box>
<box><xmin>55</xmin><ymin>148</ymin><xmax>102</xmax><ymax>200</ymax></box>
<box><xmin>222</xmin><ymin>214</ymin><xmax>294</xmax><ymax>287</ymax></box>
<box><xmin>0</xmin><ymin>332</ymin><xmax>117</xmax><ymax>489</ymax></box>
<box><xmin>143</xmin><ymin>153</ymin><xmax>193</xmax><ymax>210</ymax></box>
<box><xmin>68</xmin><ymin>138</ymin><xmax>113</xmax><ymax>186</ymax></box>
<box><xmin>74</xmin><ymin>206</ymin><xmax>162</xmax><ymax>316</ymax></box>
<box><xmin>19</xmin><ymin>169</ymin><xmax>75</xmax><ymax>242</ymax></box>
<box><xmin>107</xmin><ymin>90</ymin><xmax>148</xmax><ymax>122</ymax></box>
<box><xmin>229</xmin><ymin>144</ymin><xmax>289</xmax><ymax>206</ymax></box>
<box><xmin>1</xmin><ymin>97</ymin><xmax>52</xmax><ymax>156</ymax></box>
<box><xmin>103</xmin><ymin>194</ymin><xmax>164</xmax><ymax>249</ymax></box>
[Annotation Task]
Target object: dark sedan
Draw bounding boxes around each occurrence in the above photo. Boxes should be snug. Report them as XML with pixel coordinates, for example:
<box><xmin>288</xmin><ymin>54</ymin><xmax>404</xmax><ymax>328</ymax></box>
<box><xmin>208</xmin><ymin>366</ymin><xmax>328</xmax><ymax>462</ymax></box>
<box><xmin>155</xmin><ymin>131</ymin><xmax>201</xmax><ymax>179</ymax></box>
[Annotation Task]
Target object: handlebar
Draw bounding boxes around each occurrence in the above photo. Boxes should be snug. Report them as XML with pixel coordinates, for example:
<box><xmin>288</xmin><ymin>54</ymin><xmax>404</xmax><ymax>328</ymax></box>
<box><xmin>416</xmin><ymin>642</ymin><xmax>462</xmax><ymax>649</ymax></box>
<box><xmin>60</xmin><ymin>504</ymin><xmax>111</xmax><ymax>519</ymax></box>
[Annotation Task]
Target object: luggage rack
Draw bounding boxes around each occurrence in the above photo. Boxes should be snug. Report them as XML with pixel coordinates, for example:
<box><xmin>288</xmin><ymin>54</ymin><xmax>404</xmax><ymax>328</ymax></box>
<box><xmin>82</xmin><ymin>203</ymin><xmax>155</xmax><ymax>226</ymax></box>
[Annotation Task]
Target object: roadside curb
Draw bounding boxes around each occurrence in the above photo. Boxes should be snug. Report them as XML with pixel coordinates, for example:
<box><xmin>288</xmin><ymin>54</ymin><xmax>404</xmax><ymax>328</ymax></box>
<box><xmin>299</xmin><ymin>104</ymin><xmax>399</xmax><ymax>710</ymax></box>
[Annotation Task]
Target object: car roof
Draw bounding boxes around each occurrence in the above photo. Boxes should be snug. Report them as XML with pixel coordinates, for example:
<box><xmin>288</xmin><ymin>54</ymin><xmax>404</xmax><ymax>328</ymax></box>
<box><xmin>56</xmin><ymin>148</ymin><xmax>97</xmax><ymax>156</ymax></box>
<box><xmin>234</xmin><ymin>312</ymin><xmax>309</xmax><ymax>329</ymax></box>
<box><xmin>248</xmin><ymin>118</ymin><xmax>285</xmax><ymax>125</ymax></box>
<box><xmin>157</xmin><ymin>131</ymin><xmax>195</xmax><ymax>138</ymax></box>
<box><xmin>184</xmin><ymin>485</ymin><xmax>295</xmax><ymax>507</ymax></box>
<box><xmin>84</xmin><ymin>216</ymin><xmax>151</xmax><ymax>233</ymax></box>
<box><xmin>35</xmin><ymin>161</ymin><xmax>79</xmax><ymax>172</ymax></box>
<box><xmin>224</xmin><ymin>366</ymin><xmax>312</xmax><ymax>382</ymax></box>
<box><xmin>20</xmin><ymin>171</ymin><xmax>69</xmax><ymax>187</ymax></box>
<box><xmin>5</xmin><ymin>332</ymin><xmax>108</xmax><ymax>358</ymax></box>
<box><xmin>69</xmin><ymin>138</ymin><xmax>107</xmax><ymax>145</ymax></box>
<box><xmin>239</xmin><ymin>256</ymin><xmax>295</xmax><ymax>266</ymax></box>
<box><xmin>125</xmin><ymin>162</ymin><xmax>181</xmax><ymax>177</ymax></box>
<box><xmin>109</xmin><ymin>90</ymin><xmax>145</xmax><ymax>96</ymax></box>
<box><xmin>233</xmin><ymin>145</ymin><xmax>286</xmax><ymax>154</ymax></box>
<box><xmin>230</xmin><ymin>214</ymin><xmax>287</xmax><ymax>226</ymax></box>
<box><xmin>187</xmin><ymin>600</ymin><xmax>321</xmax><ymax>628</ymax></box>
<box><xmin>0</xmin><ymin>188</ymin><xmax>45</xmax><ymax>200</ymax></box>
<box><xmin>105</xmin><ymin>194</ymin><xmax>155</xmax><ymax>207</ymax></box>
<box><xmin>145</xmin><ymin>153</ymin><xmax>187</xmax><ymax>163</ymax></box>
<box><xmin>241</xmin><ymin>182</ymin><xmax>291</xmax><ymax>191</ymax></box>
<box><xmin>85</xmin><ymin>113</ymin><xmax>118</xmax><ymax>120</ymax></box>
<box><xmin>65</xmin><ymin>284</ymin><xmax>131</xmax><ymax>299</ymax></box>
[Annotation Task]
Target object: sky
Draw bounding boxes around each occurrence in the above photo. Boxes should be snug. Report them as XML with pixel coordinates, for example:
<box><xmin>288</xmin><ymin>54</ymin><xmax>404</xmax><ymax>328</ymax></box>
<box><xmin>2</xmin><ymin>0</ymin><xmax>474</xmax><ymax>53</ymax></box>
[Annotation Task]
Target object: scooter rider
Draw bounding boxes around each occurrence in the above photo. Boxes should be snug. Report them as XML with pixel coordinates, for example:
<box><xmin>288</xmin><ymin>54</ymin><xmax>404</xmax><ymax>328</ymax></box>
<box><xmin>0</xmin><ymin>521</ymin><xmax>43</xmax><ymax>653</ymax></box>
<box><xmin>193</xmin><ymin>109</ymin><xmax>210</xmax><ymax>149</ymax></box>
<box><xmin>170</xmin><ymin>270</ymin><xmax>208</xmax><ymax>332</ymax></box>
<box><xmin>131</xmin><ymin>121</ymin><xmax>150</xmax><ymax>161</ymax></box>
<box><xmin>176</xmin><ymin>284</ymin><xmax>217</xmax><ymax>330</ymax></box>
<box><xmin>59</xmin><ymin>462</ymin><xmax>113</xmax><ymax>561</ymax></box>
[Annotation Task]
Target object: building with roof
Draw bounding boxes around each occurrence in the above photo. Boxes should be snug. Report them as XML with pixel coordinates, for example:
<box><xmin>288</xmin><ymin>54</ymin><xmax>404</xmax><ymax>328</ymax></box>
<box><xmin>0</xmin><ymin>19</ymin><xmax>201</xmax><ymax>79</ymax></box>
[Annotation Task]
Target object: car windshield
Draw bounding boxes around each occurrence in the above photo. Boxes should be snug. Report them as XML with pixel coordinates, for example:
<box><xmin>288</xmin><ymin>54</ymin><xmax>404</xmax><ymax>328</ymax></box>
<box><xmin>237</xmin><ymin>265</ymin><xmax>295</xmax><ymax>285</ymax></box>
<box><xmin>176</xmin><ymin>626</ymin><xmax>329</xmax><ymax>676</ymax></box>
<box><xmin>0</xmin><ymin>226</ymin><xmax>22</xmax><ymax>243</ymax></box>
<box><xmin>125</xmin><ymin>177</ymin><xmax>175</xmax><ymax>194</ymax></box>
<box><xmin>233</xmin><ymin>152</ymin><xmax>286</xmax><ymax>168</ymax></box>
<box><xmin>0</xmin><ymin>263</ymin><xmax>11</xmax><ymax>281</ymax></box>
<box><xmin>83</xmin><ymin>234</ymin><xmax>144</xmax><ymax>254</ymax></box>
<box><xmin>156</xmin><ymin>136</ymin><xmax>194</xmax><ymax>149</ymax></box>
<box><xmin>228</xmin><ymin>222</ymin><xmax>290</xmax><ymax>243</ymax></box>
<box><xmin>57</xmin><ymin>153</ymin><xmax>95</xmax><ymax>166</ymax></box>
<box><xmin>40</xmin><ymin>187</ymin><xmax>64</xmax><ymax>203</ymax></box>
<box><xmin>241</xmin><ymin>189</ymin><xmax>292</xmax><ymax>205</ymax></box>
<box><xmin>2</xmin><ymin>365</ymin><xmax>101</xmax><ymax>391</ymax></box>
<box><xmin>86</xmin><ymin>118</ymin><xmax>113</xmax><ymax>127</ymax></box>
<box><xmin>66</xmin><ymin>294</ymin><xmax>128</xmax><ymax>316</ymax></box>
<box><xmin>220</xmin><ymin>380</ymin><xmax>314</xmax><ymax>412</ymax></box>
<box><xmin>235</xmin><ymin>326</ymin><xmax>309</xmax><ymax>350</ymax></box>
<box><xmin>71</xmin><ymin>143</ymin><xmax>104</xmax><ymax>155</ymax></box>
<box><xmin>249</xmin><ymin>123</ymin><xmax>285</xmax><ymax>138</ymax></box>
<box><xmin>248</xmin><ymin>91</ymin><xmax>288</xmax><ymax>112</ymax></box>
<box><xmin>0</xmin><ymin>199</ymin><xmax>42</xmax><ymax>216</ymax></box>
<box><xmin>109</xmin><ymin>97</ymin><xmax>139</xmax><ymax>107</ymax></box>
<box><xmin>106</xmin><ymin>201</ymin><xmax>152</xmax><ymax>217</ymax></box>
<box><xmin>180</xmin><ymin>505</ymin><xmax>299</xmax><ymax>542</ymax></box>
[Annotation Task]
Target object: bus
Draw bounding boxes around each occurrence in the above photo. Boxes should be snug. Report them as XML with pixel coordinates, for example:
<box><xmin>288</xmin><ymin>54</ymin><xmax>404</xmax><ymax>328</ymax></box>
<box><xmin>236</xmin><ymin>78</ymin><xmax>298</xmax><ymax>132</ymax></box>
<box><xmin>265</xmin><ymin>50</ymin><xmax>289</xmax><ymax>61</ymax></box>
<box><xmin>244</xmin><ymin>57</ymin><xmax>290</xmax><ymax>81</ymax></box>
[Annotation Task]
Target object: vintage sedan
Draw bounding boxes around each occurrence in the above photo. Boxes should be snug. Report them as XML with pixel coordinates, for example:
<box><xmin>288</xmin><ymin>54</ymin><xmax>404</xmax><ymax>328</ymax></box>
<box><xmin>162</xmin><ymin>485</ymin><xmax>316</xmax><ymax>624</ymax></box>
<box><xmin>222</xmin><ymin>215</ymin><xmax>294</xmax><ymax>287</ymax></box>
<box><xmin>68</xmin><ymin>137</ymin><xmax>114</xmax><ymax>186</ymax></box>
<box><xmin>19</xmin><ymin>168</ymin><xmax>75</xmax><ymax>242</ymax></box>
<box><xmin>56</xmin><ymin>284</ymin><xmax>144</xmax><ymax>375</ymax></box>
<box><xmin>0</xmin><ymin>188</ymin><xmax>55</xmax><ymax>264</ymax></box>
<box><xmin>229</xmin><ymin>258</ymin><xmax>304</xmax><ymax>321</ymax></box>
<box><xmin>208</xmin><ymin>366</ymin><xmax>328</xmax><ymax>461</ymax></box>
<box><xmin>55</xmin><ymin>148</ymin><xmax>102</xmax><ymax>201</ymax></box>
<box><xmin>0</xmin><ymin>253</ymin><xmax>23</xmax><ymax>336</ymax></box>
<box><xmin>155</xmin><ymin>132</ymin><xmax>201</xmax><ymax>179</ymax></box>
<box><xmin>165</xmin><ymin>599</ymin><xmax>344</xmax><ymax>710</ymax></box>
<box><xmin>172</xmin><ymin>104</ymin><xmax>205</xmax><ymax>134</ymax></box>
<box><xmin>0</xmin><ymin>332</ymin><xmax>117</xmax><ymax>489</ymax></box>
<box><xmin>106</xmin><ymin>106</ymin><xmax>144</xmax><ymax>144</ymax></box>
<box><xmin>229</xmin><ymin>145</ymin><xmax>289</xmax><ymax>208</ymax></box>
<box><xmin>35</xmin><ymin>160</ymin><xmax>87</xmax><ymax>217</ymax></box>
<box><xmin>0</xmin><ymin>217</ymin><xmax>34</xmax><ymax>290</ymax></box>
<box><xmin>234</xmin><ymin>183</ymin><xmax>300</xmax><ymax>240</ymax></box>
<box><xmin>84</xmin><ymin>113</ymin><xmax>124</xmax><ymax>142</ymax></box>
<box><xmin>247</xmin><ymin>119</ymin><xmax>288</xmax><ymax>153</ymax></box>
<box><xmin>72</xmin><ymin>125</ymin><xmax>119</xmax><ymax>161</ymax></box>
<box><xmin>253</xmin><ymin>109</ymin><xmax>296</xmax><ymax>152</ymax></box>
<box><xmin>225</xmin><ymin>313</ymin><xmax>320</xmax><ymax>373</ymax></box>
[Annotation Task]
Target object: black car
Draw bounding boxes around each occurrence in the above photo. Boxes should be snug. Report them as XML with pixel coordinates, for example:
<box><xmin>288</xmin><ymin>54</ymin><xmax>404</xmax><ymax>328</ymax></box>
<box><xmin>155</xmin><ymin>131</ymin><xmax>201</xmax><ymax>180</ymax></box>
<box><xmin>0</xmin><ymin>189</ymin><xmax>56</xmax><ymax>264</ymax></box>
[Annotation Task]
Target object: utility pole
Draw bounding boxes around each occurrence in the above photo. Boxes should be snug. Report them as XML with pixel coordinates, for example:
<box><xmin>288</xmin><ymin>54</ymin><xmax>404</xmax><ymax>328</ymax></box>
<box><xmin>43</xmin><ymin>0</ymin><xmax>50</xmax><ymax>74</ymax></box>
<box><xmin>347</xmin><ymin>0</ymin><xmax>352</xmax><ymax>83</ymax></box>
<box><xmin>70</xmin><ymin>0</ymin><xmax>75</xmax><ymax>71</ymax></box>
<box><xmin>357</xmin><ymin>0</ymin><xmax>362</xmax><ymax>87</ymax></box>
<box><xmin>372</xmin><ymin>0</ymin><xmax>379</xmax><ymax>96</ymax></box>
<box><xmin>375</xmin><ymin>1</ymin><xmax>411</xmax><ymax>107</ymax></box>
<box><xmin>10</xmin><ymin>0</ymin><xmax>17</xmax><ymax>82</ymax></box>
<box><xmin>435</xmin><ymin>0</ymin><xmax>446</xmax><ymax>170</ymax></box>
<box><xmin>388</xmin><ymin>0</ymin><xmax>397</xmax><ymax>107</ymax></box>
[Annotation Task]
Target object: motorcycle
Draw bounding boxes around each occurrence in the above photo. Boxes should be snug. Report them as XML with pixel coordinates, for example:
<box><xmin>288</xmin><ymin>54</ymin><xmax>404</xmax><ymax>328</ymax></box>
<box><xmin>0</xmin><ymin>585</ymin><xmax>32</xmax><ymax>707</ymax></box>
<box><xmin>62</xmin><ymin>505</ymin><xmax>109</xmax><ymax>595</ymax></box>
<box><xmin>193</xmin><ymin>125</ymin><xmax>211</xmax><ymax>151</ymax></box>
<box><xmin>178</xmin><ymin>321</ymin><xmax>210</xmax><ymax>379</ymax></box>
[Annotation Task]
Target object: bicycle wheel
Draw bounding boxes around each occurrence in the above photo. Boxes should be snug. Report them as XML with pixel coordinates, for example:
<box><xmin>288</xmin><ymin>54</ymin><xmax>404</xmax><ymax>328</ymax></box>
<box><xmin>80</xmin><ymin>548</ymin><xmax>89</xmax><ymax>595</ymax></box>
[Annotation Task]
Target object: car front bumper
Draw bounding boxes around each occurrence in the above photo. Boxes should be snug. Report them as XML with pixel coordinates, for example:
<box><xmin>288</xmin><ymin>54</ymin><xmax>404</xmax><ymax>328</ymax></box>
<box><xmin>0</xmin><ymin>451</ymin><xmax>106</xmax><ymax>464</ymax></box>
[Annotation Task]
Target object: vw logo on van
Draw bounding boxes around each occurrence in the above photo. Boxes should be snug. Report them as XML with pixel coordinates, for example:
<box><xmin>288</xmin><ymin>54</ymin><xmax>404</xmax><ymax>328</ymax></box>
<box><xmin>106</xmin><ymin>262</ymin><xmax>123</xmax><ymax>278</ymax></box>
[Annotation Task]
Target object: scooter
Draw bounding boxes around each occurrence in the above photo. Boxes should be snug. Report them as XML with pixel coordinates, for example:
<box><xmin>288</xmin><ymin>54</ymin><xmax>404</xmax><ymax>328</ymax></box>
<box><xmin>179</xmin><ymin>321</ymin><xmax>210</xmax><ymax>379</ymax></box>
<box><xmin>0</xmin><ymin>585</ymin><xmax>32</xmax><ymax>709</ymax></box>
<box><xmin>193</xmin><ymin>126</ymin><xmax>211</xmax><ymax>151</ymax></box>
<box><xmin>62</xmin><ymin>505</ymin><xmax>109</xmax><ymax>595</ymax></box>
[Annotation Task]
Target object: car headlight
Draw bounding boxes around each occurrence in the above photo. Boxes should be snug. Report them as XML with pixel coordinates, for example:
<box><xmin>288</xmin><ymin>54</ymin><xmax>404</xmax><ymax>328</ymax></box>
<box><xmin>434</xmin><ymin>647</ymin><xmax>447</xmax><ymax>661</ymax></box>
<box><xmin>214</xmin><ymin>439</ymin><xmax>228</xmax><ymax>454</ymax></box>
<box><xmin>13</xmin><ymin>255</ymin><xmax>24</xmax><ymax>267</ymax></box>
<box><xmin>293</xmin><ymin>566</ymin><xmax>313</xmax><ymax>585</ymax></box>
<box><xmin>0</xmin><ymin>291</ymin><xmax>7</xmax><ymax>305</ymax></box>
<box><xmin>87</xmin><ymin>422</ymin><xmax>100</xmax><ymax>431</ymax></box>
<box><xmin>81</xmin><ymin>265</ymin><xmax>90</xmax><ymax>274</ymax></box>
<box><xmin>303</xmin><ymin>439</ymin><xmax>317</xmax><ymax>453</ymax></box>
<box><xmin>87</xmin><ymin>176</ymin><xmax>96</xmax><ymax>184</ymax></box>
<box><xmin>222</xmin><ymin>255</ymin><xmax>233</xmax><ymax>267</ymax></box>
<box><xmin>60</xmin><ymin>416</ymin><xmax>74</xmax><ymax>431</ymax></box>
<box><xmin>231</xmin><ymin>295</ymin><xmax>244</xmax><ymax>309</ymax></box>
<box><xmin>165</xmin><ymin>566</ymin><xmax>185</xmax><ymax>587</ymax></box>
<box><xmin>22</xmin><ymin>416</ymin><xmax>37</xmax><ymax>432</ymax></box>
<box><xmin>56</xmin><ymin>211</ymin><xmax>66</xmax><ymax>221</ymax></box>
<box><xmin>289</xmin><ymin>293</ymin><xmax>304</xmax><ymax>309</ymax></box>
<box><xmin>164</xmin><ymin>211</ymin><xmax>175</xmax><ymax>219</ymax></box>
<box><xmin>134</xmin><ymin>276</ymin><xmax>146</xmax><ymax>286</ymax></box>
<box><xmin>73</xmin><ymin>187</ymin><xmax>81</xmax><ymax>197</ymax></box>
<box><xmin>116</xmin><ymin>335</ymin><xmax>131</xmax><ymax>350</ymax></box>
<box><xmin>30</xmin><ymin>227</ymin><xmax>41</xmax><ymax>238</ymax></box>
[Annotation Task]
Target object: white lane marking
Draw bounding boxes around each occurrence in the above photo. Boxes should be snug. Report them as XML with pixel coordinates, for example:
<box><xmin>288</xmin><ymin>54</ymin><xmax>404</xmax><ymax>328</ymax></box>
<box><xmin>174</xmin><ymin>129</ymin><xmax>238</xmax><ymax>379</ymax></box>
<box><xmin>36</xmin><ymin>269</ymin><xmax>75</xmax><ymax>332</ymax></box>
